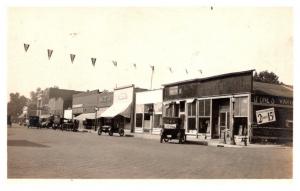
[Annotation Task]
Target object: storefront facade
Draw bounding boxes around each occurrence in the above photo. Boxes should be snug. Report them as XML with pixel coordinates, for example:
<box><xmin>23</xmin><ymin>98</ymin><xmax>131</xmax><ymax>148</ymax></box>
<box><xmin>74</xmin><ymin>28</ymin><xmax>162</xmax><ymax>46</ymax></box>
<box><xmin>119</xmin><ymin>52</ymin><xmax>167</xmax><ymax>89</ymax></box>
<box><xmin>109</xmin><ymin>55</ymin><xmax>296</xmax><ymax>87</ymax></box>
<box><xmin>162</xmin><ymin>70</ymin><xmax>293</xmax><ymax>143</ymax></box>
<box><xmin>73</xmin><ymin>90</ymin><xmax>113</xmax><ymax>129</ymax></box>
<box><xmin>37</xmin><ymin>88</ymin><xmax>82</xmax><ymax>117</ymax></box>
<box><xmin>99</xmin><ymin>85</ymin><xmax>147</xmax><ymax>133</ymax></box>
<box><xmin>250</xmin><ymin>82</ymin><xmax>293</xmax><ymax>143</ymax></box>
<box><xmin>135</xmin><ymin>89</ymin><xmax>163</xmax><ymax>134</ymax></box>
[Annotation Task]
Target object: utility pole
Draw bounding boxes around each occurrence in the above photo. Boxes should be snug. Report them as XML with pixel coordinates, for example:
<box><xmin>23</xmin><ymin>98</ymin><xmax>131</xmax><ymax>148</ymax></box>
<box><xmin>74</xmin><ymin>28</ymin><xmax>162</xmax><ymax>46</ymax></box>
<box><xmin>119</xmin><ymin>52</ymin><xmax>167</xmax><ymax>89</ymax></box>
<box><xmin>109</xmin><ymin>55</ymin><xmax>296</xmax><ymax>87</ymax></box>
<box><xmin>150</xmin><ymin>65</ymin><xmax>154</xmax><ymax>90</ymax></box>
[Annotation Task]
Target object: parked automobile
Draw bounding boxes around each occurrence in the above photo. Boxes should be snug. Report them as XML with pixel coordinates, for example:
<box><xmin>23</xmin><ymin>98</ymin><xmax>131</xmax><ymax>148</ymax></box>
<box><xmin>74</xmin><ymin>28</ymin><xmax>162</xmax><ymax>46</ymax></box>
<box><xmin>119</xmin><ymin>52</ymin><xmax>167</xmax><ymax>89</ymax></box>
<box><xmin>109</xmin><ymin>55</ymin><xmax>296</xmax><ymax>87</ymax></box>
<box><xmin>27</xmin><ymin>116</ymin><xmax>41</xmax><ymax>128</ymax></box>
<box><xmin>52</xmin><ymin>115</ymin><xmax>63</xmax><ymax>130</ymax></box>
<box><xmin>98</xmin><ymin>118</ymin><xmax>124</xmax><ymax>136</ymax></box>
<box><xmin>83</xmin><ymin>119</ymin><xmax>95</xmax><ymax>129</ymax></box>
<box><xmin>61</xmin><ymin>119</ymin><xmax>79</xmax><ymax>132</ymax></box>
<box><xmin>41</xmin><ymin>116</ymin><xmax>54</xmax><ymax>128</ymax></box>
<box><xmin>160</xmin><ymin>117</ymin><xmax>186</xmax><ymax>144</ymax></box>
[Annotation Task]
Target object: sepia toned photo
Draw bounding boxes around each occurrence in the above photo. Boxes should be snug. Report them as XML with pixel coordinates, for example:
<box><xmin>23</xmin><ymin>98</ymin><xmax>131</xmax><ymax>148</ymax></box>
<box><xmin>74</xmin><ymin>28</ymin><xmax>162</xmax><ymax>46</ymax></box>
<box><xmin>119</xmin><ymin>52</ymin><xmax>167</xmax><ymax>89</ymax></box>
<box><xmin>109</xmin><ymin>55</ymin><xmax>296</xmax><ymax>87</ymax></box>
<box><xmin>5</xmin><ymin>4</ymin><xmax>294</xmax><ymax>183</ymax></box>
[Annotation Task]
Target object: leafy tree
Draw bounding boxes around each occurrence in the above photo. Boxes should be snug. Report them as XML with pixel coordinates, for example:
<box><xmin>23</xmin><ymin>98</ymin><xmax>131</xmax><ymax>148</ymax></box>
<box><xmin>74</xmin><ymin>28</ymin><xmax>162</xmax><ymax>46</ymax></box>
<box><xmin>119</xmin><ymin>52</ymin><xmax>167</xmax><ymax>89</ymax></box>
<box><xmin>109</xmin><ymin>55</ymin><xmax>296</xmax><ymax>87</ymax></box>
<box><xmin>29</xmin><ymin>87</ymin><xmax>41</xmax><ymax>104</ymax></box>
<box><xmin>253</xmin><ymin>70</ymin><xmax>281</xmax><ymax>84</ymax></box>
<box><xmin>7</xmin><ymin>93</ymin><xmax>29</xmax><ymax>117</ymax></box>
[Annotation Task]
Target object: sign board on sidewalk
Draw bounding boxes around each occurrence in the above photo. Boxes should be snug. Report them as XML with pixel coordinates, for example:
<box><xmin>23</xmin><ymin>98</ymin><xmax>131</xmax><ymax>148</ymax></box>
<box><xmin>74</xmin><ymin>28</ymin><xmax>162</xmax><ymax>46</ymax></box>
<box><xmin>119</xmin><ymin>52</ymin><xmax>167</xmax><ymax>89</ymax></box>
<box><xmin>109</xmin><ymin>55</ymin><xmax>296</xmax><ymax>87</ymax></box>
<box><xmin>256</xmin><ymin>108</ymin><xmax>276</xmax><ymax>124</ymax></box>
<box><xmin>64</xmin><ymin>109</ymin><xmax>73</xmax><ymax>119</ymax></box>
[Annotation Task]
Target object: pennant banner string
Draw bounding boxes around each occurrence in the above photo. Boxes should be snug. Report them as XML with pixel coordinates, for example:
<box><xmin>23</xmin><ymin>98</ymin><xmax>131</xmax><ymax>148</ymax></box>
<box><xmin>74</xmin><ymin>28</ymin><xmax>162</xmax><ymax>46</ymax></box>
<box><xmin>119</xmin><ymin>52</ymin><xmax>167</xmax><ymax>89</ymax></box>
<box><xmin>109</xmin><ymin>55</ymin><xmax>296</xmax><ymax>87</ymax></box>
<box><xmin>47</xmin><ymin>49</ymin><xmax>53</xmax><ymax>60</ymax></box>
<box><xmin>24</xmin><ymin>43</ymin><xmax>30</xmax><ymax>52</ymax></box>
<box><xmin>70</xmin><ymin>54</ymin><xmax>76</xmax><ymax>63</ymax></box>
<box><xmin>91</xmin><ymin>58</ymin><xmax>96</xmax><ymax>67</ymax></box>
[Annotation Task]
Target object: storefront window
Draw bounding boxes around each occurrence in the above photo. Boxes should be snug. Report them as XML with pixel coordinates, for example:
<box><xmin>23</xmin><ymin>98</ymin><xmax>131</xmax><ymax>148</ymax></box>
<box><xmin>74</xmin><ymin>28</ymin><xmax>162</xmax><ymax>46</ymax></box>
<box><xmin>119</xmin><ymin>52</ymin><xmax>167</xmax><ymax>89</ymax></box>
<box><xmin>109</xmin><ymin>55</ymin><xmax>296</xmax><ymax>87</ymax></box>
<box><xmin>198</xmin><ymin>99</ymin><xmax>211</xmax><ymax>117</ymax></box>
<box><xmin>205</xmin><ymin>99</ymin><xmax>211</xmax><ymax>116</ymax></box>
<box><xmin>187</xmin><ymin>102</ymin><xmax>196</xmax><ymax>132</ymax></box>
<box><xmin>188</xmin><ymin>102</ymin><xmax>196</xmax><ymax>116</ymax></box>
<box><xmin>136</xmin><ymin>113</ymin><xmax>143</xmax><ymax>128</ymax></box>
<box><xmin>180</xmin><ymin>101</ymin><xmax>185</xmax><ymax>112</ymax></box>
<box><xmin>234</xmin><ymin>97</ymin><xmax>248</xmax><ymax>117</ymax></box>
<box><xmin>174</xmin><ymin>104</ymin><xmax>179</xmax><ymax>117</ymax></box>
<box><xmin>198</xmin><ymin>118</ymin><xmax>210</xmax><ymax>133</ymax></box>
<box><xmin>154</xmin><ymin>114</ymin><xmax>162</xmax><ymax>128</ymax></box>
<box><xmin>188</xmin><ymin>118</ymin><xmax>196</xmax><ymax>130</ymax></box>
<box><xmin>144</xmin><ymin>113</ymin><xmax>150</xmax><ymax>120</ymax></box>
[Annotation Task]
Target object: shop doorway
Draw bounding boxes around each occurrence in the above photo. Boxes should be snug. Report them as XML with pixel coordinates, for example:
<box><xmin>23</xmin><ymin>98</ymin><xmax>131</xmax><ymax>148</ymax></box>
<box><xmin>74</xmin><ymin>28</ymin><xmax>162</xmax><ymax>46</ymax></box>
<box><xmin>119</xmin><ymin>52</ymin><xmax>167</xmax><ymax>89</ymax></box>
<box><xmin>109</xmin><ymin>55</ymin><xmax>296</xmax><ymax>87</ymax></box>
<box><xmin>219</xmin><ymin>111</ymin><xmax>230</xmax><ymax>139</ymax></box>
<box><xmin>212</xmin><ymin>98</ymin><xmax>230</xmax><ymax>139</ymax></box>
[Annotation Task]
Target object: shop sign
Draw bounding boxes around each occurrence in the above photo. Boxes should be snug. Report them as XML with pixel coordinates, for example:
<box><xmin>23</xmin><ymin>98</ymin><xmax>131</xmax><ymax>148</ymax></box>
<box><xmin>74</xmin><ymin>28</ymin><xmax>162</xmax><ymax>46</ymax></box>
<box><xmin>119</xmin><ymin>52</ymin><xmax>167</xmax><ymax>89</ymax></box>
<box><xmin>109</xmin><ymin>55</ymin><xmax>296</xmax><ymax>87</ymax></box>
<box><xmin>114</xmin><ymin>87</ymin><xmax>133</xmax><ymax>103</ymax></box>
<box><xmin>256</xmin><ymin>108</ymin><xmax>276</xmax><ymax>124</ymax></box>
<box><xmin>64</xmin><ymin>109</ymin><xmax>73</xmax><ymax>119</ymax></box>
<box><xmin>253</xmin><ymin>95</ymin><xmax>293</xmax><ymax>106</ymax></box>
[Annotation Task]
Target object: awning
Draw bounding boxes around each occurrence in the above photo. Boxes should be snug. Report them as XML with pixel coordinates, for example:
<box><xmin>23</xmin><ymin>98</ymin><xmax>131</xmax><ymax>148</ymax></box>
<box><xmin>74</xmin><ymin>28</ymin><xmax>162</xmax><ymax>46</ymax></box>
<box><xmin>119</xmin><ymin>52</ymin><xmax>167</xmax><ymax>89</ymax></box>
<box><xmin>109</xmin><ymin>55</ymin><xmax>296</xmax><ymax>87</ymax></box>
<box><xmin>74</xmin><ymin>107</ymin><xmax>109</xmax><ymax>120</ymax></box>
<box><xmin>100</xmin><ymin>101</ymin><xmax>132</xmax><ymax>118</ymax></box>
<box><xmin>74</xmin><ymin>113</ymin><xmax>96</xmax><ymax>120</ymax></box>
<box><xmin>186</xmin><ymin>98</ymin><xmax>195</xmax><ymax>103</ymax></box>
<box><xmin>40</xmin><ymin>114</ymin><xmax>51</xmax><ymax>119</ymax></box>
<box><xmin>18</xmin><ymin>113</ymin><xmax>26</xmax><ymax>118</ymax></box>
<box><xmin>96</xmin><ymin>107</ymin><xmax>108</xmax><ymax>118</ymax></box>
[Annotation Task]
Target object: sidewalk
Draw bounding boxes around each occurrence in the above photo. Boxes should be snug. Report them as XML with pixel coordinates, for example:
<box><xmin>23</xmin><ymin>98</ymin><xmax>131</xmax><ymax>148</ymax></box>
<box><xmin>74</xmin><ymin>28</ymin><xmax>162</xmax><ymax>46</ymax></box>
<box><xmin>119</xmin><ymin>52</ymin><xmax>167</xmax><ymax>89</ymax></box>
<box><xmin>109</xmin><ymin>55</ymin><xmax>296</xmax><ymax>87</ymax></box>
<box><xmin>79</xmin><ymin>128</ymin><xmax>291</xmax><ymax>149</ymax></box>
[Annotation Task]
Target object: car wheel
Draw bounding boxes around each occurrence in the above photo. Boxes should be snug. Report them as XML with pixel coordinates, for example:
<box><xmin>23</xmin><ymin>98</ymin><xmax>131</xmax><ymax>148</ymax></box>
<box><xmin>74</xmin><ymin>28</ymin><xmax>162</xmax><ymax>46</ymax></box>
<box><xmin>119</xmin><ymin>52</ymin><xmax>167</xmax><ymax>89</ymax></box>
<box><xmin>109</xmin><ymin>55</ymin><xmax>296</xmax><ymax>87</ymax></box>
<box><xmin>119</xmin><ymin>129</ymin><xmax>124</xmax><ymax>136</ymax></box>
<box><xmin>98</xmin><ymin>128</ymin><xmax>102</xmax><ymax>135</ymax></box>
<box><xmin>164</xmin><ymin>138</ymin><xmax>169</xmax><ymax>142</ymax></box>
<box><xmin>109</xmin><ymin>131</ymin><xmax>113</xmax><ymax>136</ymax></box>
<box><xmin>160</xmin><ymin>136</ymin><xmax>163</xmax><ymax>143</ymax></box>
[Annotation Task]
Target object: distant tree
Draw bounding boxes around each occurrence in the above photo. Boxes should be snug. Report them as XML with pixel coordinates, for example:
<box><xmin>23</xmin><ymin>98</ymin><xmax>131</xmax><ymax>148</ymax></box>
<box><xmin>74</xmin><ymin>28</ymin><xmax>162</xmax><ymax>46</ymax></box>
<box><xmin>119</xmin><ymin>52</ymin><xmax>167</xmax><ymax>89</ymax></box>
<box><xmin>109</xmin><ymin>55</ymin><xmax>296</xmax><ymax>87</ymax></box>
<box><xmin>253</xmin><ymin>70</ymin><xmax>281</xmax><ymax>84</ymax></box>
<box><xmin>7</xmin><ymin>93</ymin><xmax>29</xmax><ymax>117</ymax></box>
<box><xmin>29</xmin><ymin>87</ymin><xmax>41</xmax><ymax>105</ymax></box>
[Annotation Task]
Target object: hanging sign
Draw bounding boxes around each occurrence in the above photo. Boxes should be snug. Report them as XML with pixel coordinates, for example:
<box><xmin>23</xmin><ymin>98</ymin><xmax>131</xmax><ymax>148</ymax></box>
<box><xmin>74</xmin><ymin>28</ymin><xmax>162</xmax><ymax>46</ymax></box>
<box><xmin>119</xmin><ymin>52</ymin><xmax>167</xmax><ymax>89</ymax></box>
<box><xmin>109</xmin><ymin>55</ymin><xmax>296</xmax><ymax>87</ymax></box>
<box><xmin>47</xmin><ymin>49</ymin><xmax>53</xmax><ymax>60</ymax></box>
<box><xmin>24</xmin><ymin>43</ymin><xmax>30</xmax><ymax>52</ymax></box>
<box><xmin>256</xmin><ymin>108</ymin><xmax>276</xmax><ymax>124</ymax></box>
<box><xmin>70</xmin><ymin>54</ymin><xmax>76</xmax><ymax>63</ymax></box>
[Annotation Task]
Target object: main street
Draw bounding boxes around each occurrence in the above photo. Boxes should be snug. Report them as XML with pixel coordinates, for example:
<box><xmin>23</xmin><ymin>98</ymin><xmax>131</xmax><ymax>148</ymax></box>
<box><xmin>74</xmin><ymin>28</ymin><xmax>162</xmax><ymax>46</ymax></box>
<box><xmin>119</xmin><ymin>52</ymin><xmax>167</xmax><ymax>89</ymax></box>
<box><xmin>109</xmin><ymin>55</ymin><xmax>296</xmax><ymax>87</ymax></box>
<box><xmin>7</xmin><ymin>125</ymin><xmax>292</xmax><ymax>179</ymax></box>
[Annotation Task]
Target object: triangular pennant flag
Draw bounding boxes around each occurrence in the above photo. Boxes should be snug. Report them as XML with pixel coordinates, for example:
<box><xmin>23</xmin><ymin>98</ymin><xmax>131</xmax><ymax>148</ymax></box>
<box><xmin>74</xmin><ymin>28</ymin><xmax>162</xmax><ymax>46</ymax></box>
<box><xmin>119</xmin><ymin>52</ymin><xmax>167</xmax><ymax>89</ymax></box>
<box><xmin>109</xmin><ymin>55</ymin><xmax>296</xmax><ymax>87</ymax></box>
<box><xmin>24</xmin><ymin>43</ymin><xmax>30</xmax><ymax>52</ymax></box>
<box><xmin>185</xmin><ymin>69</ymin><xmax>188</xmax><ymax>74</ymax></box>
<box><xmin>198</xmin><ymin>69</ymin><xmax>202</xmax><ymax>74</ymax></box>
<box><xmin>169</xmin><ymin>67</ymin><xmax>173</xmax><ymax>73</ymax></box>
<box><xmin>112</xmin><ymin>60</ymin><xmax>117</xmax><ymax>67</ymax></box>
<box><xmin>70</xmin><ymin>54</ymin><xmax>76</xmax><ymax>63</ymax></box>
<box><xmin>150</xmin><ymin>65</ymin><xmax>154</xmax><ymax>71</ymax></box>
<box><xmin>133</xmin><ymin>63</ymin><xmax>136</xmax><ymax>69</ymax></box>
<box><xmin>91</xmin><ymin>58</ymin><xmax>96</xmax><ymax>67</ymax></box>
<box><xmin>47</xmin><ymin>49</ymin><xmax>53</xmax><ymax>60</ymax></box>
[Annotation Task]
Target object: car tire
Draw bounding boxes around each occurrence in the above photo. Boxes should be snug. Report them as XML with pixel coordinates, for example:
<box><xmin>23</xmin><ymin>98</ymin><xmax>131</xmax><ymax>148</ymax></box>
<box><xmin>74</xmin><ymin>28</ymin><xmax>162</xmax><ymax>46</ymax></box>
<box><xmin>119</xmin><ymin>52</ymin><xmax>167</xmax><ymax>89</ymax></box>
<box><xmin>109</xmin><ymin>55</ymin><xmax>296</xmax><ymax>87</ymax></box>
<box><xmin>119</xmin><ymin>129</ymin><xmax>124</xmax><ymax>136</ymax></box>
<box><xmin>109</xmin><ymin>131</ymin><xmax>113</xmax><ymax>136</ymax></box>
<box><xmin>160</xmin><ymin>136</ymin><xmax>163</xmax><ymax>143</ymax></box>
<box><xmin>98</xmin><ymin>128</ymin><xmax>102</xmax><ymax>135</ymax></box>
<box><xmin>179</xmin><ymin>138</ymin><xmax>183</xmax><ymax>144</ymax></box>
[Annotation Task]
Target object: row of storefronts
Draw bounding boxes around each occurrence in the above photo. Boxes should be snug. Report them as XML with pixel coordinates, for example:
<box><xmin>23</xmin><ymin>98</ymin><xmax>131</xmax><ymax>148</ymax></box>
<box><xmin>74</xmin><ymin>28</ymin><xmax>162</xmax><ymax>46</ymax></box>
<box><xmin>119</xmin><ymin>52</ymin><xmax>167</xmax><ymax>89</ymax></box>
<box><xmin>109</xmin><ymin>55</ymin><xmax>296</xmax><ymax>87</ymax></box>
<box><xmin>35</xmin><ymin>70</ymin><xmax>293</xmax><ymax>144</ymax></box>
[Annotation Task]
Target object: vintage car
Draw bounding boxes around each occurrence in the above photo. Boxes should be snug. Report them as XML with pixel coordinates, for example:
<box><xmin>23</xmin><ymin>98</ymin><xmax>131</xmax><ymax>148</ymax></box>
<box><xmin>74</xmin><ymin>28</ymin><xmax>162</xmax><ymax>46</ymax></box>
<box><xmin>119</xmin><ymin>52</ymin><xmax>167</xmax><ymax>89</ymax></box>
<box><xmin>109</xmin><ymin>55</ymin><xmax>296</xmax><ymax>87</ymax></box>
<box><xmin>61</xmin><ymin>119</ymin><xmax>79</xmax><ymax>132</ymax></box>
<box><xmin>52</xmin><ymin>115</ymin><xmax>63</xmax><ymax>130</ymax></box>
<box><xmin>83</xmin><ymin>119</ymin><xmax>95</xmax><ymax>129</ymax></box>
<box><xmin>98</xmin><ymin>118</ymin><xmax>124</xmax><ymax>136</ymax></box>
<box><xmin>27</xmin><ymin>116</ymin><xmax>41</xmax><ymax>128</ymax></box>
<box><xmin>160</xmin><ymin>117</ymin><xmax>186</xmax><ymax>144</ymax></box>
<box><xmin>40</xmin><ymin>116</ymin><xmax>54</xmax><ymax>128</ymax></box>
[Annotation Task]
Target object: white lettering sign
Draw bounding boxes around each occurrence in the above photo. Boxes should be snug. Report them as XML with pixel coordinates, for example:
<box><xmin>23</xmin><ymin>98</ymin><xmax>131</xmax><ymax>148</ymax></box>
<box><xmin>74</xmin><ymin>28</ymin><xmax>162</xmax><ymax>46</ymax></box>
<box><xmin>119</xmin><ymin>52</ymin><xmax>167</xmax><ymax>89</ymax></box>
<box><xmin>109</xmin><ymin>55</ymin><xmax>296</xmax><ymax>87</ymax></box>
<box><xmin>256</xmin><ymin>108</ymin><xmax>276</xmax><ymax>124</ymax></box>
<box><xmin>64</xmin><ymin>109</ymin><xmax>73</xmax><ymax>119</ymax></box>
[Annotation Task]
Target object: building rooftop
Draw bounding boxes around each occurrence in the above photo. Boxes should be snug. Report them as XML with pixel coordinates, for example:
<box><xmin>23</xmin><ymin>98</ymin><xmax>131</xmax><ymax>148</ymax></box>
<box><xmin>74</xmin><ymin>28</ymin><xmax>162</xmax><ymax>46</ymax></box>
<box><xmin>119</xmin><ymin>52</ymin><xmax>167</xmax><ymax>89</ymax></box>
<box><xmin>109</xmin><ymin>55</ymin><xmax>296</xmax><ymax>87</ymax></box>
<box><xmin>162</xmin><ymin>69</ymin><xmax>255</xmax><ymax>87</ymax></box>
<box><xmin>253</xmin><ymin>81</ymin><xmax>293</xmax><ymax>98</ymax></box>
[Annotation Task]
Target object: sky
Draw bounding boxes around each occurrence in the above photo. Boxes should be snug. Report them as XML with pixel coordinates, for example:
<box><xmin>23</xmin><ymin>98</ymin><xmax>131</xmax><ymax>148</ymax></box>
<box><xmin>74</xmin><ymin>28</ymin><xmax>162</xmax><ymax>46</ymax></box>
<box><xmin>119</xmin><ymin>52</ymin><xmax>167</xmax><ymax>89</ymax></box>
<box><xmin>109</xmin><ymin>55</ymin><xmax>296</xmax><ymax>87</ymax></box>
<box><xmin>7</xmin><ymin>7</ymin><xmax>293</xmax><ymax>99</ymax></box>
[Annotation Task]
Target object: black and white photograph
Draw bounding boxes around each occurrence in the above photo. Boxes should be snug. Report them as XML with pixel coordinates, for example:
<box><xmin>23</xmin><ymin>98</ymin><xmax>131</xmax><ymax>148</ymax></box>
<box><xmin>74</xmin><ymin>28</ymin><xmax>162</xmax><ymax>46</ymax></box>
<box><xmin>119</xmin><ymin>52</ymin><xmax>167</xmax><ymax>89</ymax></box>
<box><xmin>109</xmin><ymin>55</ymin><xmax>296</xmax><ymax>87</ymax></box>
<box><xmin>1</xmin><ymin>0</ymin><xmax>299</xmax><ymax>190</ymax></box>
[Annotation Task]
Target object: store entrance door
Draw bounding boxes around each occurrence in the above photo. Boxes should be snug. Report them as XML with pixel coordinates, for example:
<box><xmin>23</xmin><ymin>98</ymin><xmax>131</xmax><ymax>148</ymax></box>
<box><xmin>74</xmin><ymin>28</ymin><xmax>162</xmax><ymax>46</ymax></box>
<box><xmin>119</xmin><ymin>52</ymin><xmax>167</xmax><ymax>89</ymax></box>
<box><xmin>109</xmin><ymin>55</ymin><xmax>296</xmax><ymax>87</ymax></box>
<box><xmin>219</xmin><ymin>111</ymin><xmax>229</xmax><ymax>139</ymax></box>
